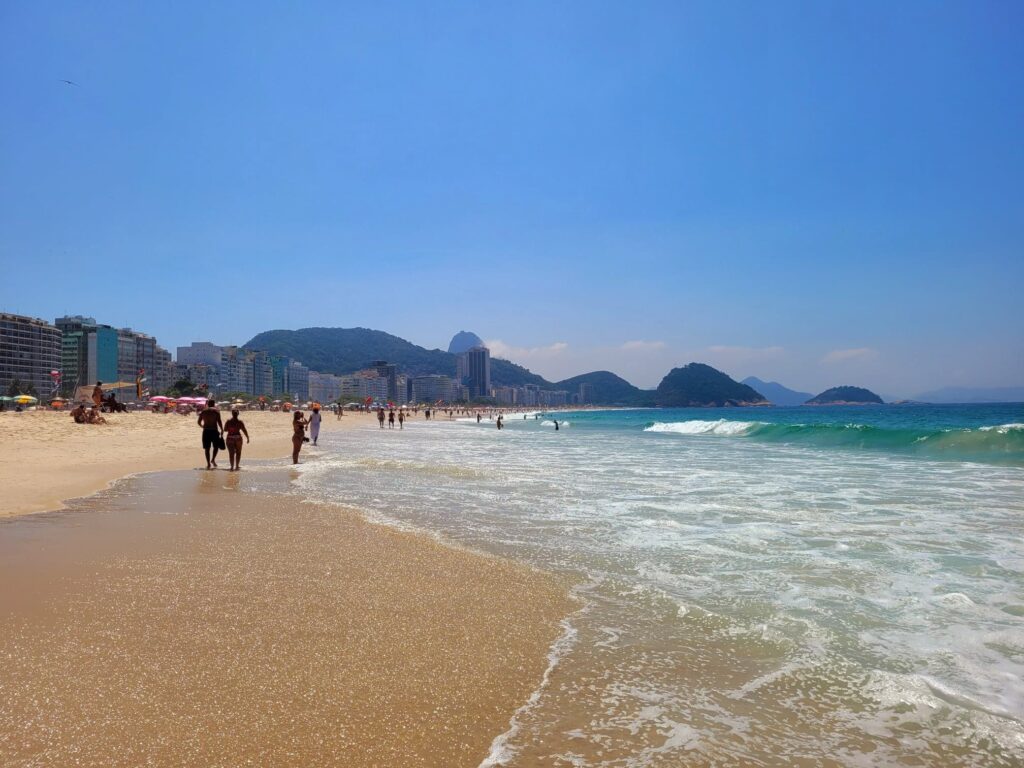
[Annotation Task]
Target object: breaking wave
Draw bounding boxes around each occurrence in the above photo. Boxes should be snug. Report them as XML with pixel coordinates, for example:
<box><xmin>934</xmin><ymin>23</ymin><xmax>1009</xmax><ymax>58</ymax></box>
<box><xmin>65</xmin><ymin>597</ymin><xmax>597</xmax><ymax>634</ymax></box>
<box><xmin>644</xmin><ymin>420</ymin><xmax>1024</xmax><ymax>464</ymax></box>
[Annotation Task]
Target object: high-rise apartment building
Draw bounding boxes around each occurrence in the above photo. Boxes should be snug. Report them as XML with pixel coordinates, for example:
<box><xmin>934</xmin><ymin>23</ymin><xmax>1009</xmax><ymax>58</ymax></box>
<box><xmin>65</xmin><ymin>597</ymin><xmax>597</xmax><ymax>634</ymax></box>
<box><xmin>373</xmin><ymin>360</ymin><xmax>399</xmax><ymax>403</ymax></box>
<box><xmin>57</xmin><ymin>316</ymin><xmax>169</xmax><ymax>399</ymax></box>
<box><xmin>250</xmin><ymin>350</ymin><xmax>274</xmax><ymax>396</ymax></box>
<box><xmin>308</xmin><ymin>371</ymin><xmax>342</xmax><ymax>403</ymax></box>
<box><xmin>0</xmin><ymin>313</ymin><xmax>61</xmax><ymax>396</ymax></box>
<box><xmin>176</xmin><ymin>342</ymin><xmax>224</xmax><ymax>367</ymax></box>
<box><xmin>153</xmin><ymin>345</ymin><xmax>174</xmax><ymax>392</ymax></box>
<box><xmin>466</xmin><ymin>346</ymin><xmax>491</xmax><ymax>400</ymax></box>
<box><xmin>410</xmin><ymin>374</ymin><xmax>461</xmax><ymax>404</ymax></box>
<box><xmin>287</xmin><ymin>361</ymin><xmax>310</xmax><ymax>400</ymax></box>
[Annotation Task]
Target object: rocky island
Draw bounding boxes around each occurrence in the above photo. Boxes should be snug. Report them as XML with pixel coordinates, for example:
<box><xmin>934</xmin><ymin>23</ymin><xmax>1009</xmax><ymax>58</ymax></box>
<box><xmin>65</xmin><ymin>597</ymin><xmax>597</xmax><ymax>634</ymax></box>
<box><xmin>655</xmin><ymin>363</ymin><xmax>769</xmax><ymax>407</ymax></box>
<box><xmin>806</xmin><ymin>386</ymin><xmax>884</xmax><ymax>405</ymax></box>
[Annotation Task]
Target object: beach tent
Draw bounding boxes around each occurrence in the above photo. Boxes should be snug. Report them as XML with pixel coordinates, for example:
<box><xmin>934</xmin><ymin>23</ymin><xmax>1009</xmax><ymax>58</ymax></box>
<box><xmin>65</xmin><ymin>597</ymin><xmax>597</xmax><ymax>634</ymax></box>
<box><xmin>72</xmin><ymin>385</ymin><xmax>95</xmax><ymax>405</ymax></box>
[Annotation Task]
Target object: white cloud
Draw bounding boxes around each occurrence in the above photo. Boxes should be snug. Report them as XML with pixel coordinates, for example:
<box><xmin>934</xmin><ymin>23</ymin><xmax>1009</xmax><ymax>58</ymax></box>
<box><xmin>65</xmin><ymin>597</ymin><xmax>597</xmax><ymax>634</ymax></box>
<box><xmin>821</xmin><ymin>347</ymin><xmax>877</xmax><ymax>364</ymax></box>
<box><xmin>620</xmin><ymin>340</ymin><xmax>666</xmax><ymax>352</ymax></box>
<box><xmin>485</xmin><ymin>339</ymin><xmax>569</xmax><ymax>363</ymax></box>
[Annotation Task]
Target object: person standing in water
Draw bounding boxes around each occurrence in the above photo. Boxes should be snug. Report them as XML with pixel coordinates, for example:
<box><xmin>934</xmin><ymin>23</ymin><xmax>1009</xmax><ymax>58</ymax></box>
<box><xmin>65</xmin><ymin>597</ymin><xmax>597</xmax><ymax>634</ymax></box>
<box><xmin>291</xmin><ymin>410</ymin><xmax>309</xmax><ymax>464</ymax></box>
<box><xmin>398</xmin><ymin>410</ymin><xmax>405</xmax><ymax>429</ymax></box>
<box><xmin>388</xmin><ymin>409</ymin><xmax>395</xmax><ymax>429</ymax></box>
<box><xmin>197</xmin><ymin>399</ymin><xmax>224</xmax><ymax>469</ymax></box>
<box><xmin>309</xmin><ymin>405</ymin><xmax>322</xmax><ymax>445</ymax></box>
<box><xmin>223</xmin><ymin>409</ymin><xmax>250</xmax><ymax>471</ymax></box>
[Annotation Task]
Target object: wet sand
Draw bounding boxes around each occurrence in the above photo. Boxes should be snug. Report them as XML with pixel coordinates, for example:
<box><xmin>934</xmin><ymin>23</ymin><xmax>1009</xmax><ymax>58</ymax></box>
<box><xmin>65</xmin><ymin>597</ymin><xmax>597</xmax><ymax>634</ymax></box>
<box><xmin>0</xmin><ymin>468</ymin><xmax>573</xmax><ymax>767</ymax></box>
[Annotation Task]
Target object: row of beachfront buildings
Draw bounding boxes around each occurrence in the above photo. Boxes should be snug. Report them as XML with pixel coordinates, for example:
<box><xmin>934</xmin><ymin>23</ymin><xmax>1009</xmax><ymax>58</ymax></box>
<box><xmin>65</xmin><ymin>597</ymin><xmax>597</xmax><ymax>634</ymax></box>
<box><xmin>0</xmin><ymin>312</ymin><xmax>577</xmax><ymax>405</ymax></box>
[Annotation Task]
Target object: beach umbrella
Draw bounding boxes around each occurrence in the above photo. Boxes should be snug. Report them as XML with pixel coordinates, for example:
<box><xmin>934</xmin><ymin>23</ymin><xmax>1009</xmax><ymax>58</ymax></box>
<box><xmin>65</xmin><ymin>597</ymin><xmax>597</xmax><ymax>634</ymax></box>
<box><xmin>14</xmin><ymin>395</ymin><xmax>38</xmax><ymax>404</ymax></box>
<box><xmin>150</xmin><ymin>395</ymin><xmax>170</xmax><ymax>402</ymax></box>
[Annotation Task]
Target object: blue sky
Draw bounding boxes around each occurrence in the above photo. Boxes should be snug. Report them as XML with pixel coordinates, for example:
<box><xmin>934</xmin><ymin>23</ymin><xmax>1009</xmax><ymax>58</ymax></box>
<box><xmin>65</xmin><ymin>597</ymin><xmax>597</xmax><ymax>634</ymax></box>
<box><xmin>1</xmin><ymin>1</ymin><xmax>1021</xmax><ymax>394</ymax></box>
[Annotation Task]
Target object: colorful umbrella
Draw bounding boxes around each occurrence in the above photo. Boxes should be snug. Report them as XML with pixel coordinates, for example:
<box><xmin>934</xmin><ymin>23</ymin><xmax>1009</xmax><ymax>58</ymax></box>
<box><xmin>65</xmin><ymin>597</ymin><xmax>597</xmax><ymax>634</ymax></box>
<box><xmin>14</xmin><ymin>395</ymin><xmax>38</xmax><ymax>404</ymax></box>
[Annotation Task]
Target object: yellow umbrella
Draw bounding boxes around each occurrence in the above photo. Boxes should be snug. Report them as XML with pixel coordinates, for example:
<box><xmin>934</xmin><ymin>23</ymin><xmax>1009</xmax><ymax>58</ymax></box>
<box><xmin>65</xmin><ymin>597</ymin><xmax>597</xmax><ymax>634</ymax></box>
<box><xmin>14</xmin><ymin>395</ymin><xmax>38</xmax><ymax>404</ymax></box>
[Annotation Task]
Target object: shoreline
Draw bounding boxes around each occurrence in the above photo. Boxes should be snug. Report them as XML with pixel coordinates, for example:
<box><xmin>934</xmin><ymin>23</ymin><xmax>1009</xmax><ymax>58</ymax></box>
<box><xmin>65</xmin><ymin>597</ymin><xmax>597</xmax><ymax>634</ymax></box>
<box><xmin>0</xmin><ymin>409</ymin><xmax>380</xmax><ymax>519</ymax></box>
<box><xmin>0</xmin><ymin>462</ymin><xmax>575</xmax><ymax>766</ymax></box>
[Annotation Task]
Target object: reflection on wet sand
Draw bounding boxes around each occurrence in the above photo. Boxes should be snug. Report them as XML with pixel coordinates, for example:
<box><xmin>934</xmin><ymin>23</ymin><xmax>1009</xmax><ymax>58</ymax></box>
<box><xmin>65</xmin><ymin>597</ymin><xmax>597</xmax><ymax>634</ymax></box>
<box><xmin>0</xmin><ymin>470</ymin><xmax>572</xmax><ymax>767</ymax></box>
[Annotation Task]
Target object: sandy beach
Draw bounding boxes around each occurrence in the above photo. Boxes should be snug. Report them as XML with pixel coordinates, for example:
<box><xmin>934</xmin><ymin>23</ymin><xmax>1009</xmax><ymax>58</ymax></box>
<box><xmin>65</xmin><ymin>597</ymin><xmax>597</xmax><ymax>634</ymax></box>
<box><xmin>0</xmin><ymin>409</ymin><xmax>378</xmax><ymax>518</ymax></box>
<box><xmin>0</xmin><ymin>410</ymin><xmax>574</xmax><ymax>766</ymax></box>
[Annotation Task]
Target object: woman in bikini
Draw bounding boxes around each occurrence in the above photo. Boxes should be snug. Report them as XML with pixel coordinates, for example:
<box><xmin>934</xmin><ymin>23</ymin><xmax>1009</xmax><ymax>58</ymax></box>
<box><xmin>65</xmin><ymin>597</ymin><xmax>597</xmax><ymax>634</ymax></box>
<box><xmin>292</xmin><ymin>410</ymin><xmax>309</xmax><ymax>464</ymax></box>
<box><xmin>224</xmin><ymin>409</ymin><xmax>250</xmax><ymax>471</ymax></box>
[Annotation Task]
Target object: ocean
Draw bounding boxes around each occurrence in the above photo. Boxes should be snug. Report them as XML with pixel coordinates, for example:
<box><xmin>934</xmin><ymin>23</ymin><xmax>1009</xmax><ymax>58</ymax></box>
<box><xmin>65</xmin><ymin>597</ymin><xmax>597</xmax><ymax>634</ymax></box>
<box><xmin>296</xmin><ymin>404</ymin><xmax>1024</xmax><ymax>766</ymax></box>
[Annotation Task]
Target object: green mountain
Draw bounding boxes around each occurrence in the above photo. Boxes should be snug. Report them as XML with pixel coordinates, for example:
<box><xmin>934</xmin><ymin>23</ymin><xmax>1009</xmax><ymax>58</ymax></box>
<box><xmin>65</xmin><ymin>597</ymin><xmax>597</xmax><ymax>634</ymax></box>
<box><xmin>806</xmin><ymin>386</ymin><xmax>884</xmax><ymax>405</ymax></box>
<box><xmin>246</xmin><ymin>327</ymin><xmax>455</xmax><ymax>377</ymax></box>
<box><xmin>245</xmin><ymin>327</ymin><xmax>552</xmax><ymax>389</ymax></box>
<box><xmin>655</xmin><ymin>363</ymin><xmax>768</xmax><ymax>407</ymax></box>
<box><xmin>555</xmin><ymin>371</ymin><xmax>653</xmax><ymax>406</ymax></box>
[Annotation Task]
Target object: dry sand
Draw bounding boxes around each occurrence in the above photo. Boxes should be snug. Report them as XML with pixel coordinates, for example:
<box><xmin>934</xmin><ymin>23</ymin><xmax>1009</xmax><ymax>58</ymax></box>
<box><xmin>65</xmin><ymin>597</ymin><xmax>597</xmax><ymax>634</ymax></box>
<box><xmin>0</xmin><ymin>408</ymin><xmax>376</xmax><ymax>518</ymax></box>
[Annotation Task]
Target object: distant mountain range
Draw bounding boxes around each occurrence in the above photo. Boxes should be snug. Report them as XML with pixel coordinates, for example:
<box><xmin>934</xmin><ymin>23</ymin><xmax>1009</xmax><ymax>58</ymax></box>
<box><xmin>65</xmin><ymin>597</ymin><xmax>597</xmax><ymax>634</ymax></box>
<box><xmin>245</xmin><ymin>326</ymin><xmax>999</xmax><ymax>408</ymax></box>
<box><xmin>911</xmin><ymin>386</ymin><xmax>1024</xmax><ymax>404</ymax></box>
<box><xmin>243</xmin><ymin>327</ymin><xmax>754</xmax><ymax>406</ymax></box>
<box><xmin>741</xmin><ymin>377</ymin><xmax>813</xmax><ymax>407</ymax></box>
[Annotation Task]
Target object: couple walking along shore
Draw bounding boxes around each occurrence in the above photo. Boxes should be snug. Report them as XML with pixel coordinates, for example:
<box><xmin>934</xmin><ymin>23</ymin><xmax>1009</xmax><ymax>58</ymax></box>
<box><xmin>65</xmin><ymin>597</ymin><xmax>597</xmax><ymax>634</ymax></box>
<box><xmin>197</xmin><ymin>400</ymin><xmax>249</xmax><ymax>471</ymax></box>
<box><xmin>197</xmin><ymin>400</ymin><xmax>323</xmax><ymax>469</ymax></box>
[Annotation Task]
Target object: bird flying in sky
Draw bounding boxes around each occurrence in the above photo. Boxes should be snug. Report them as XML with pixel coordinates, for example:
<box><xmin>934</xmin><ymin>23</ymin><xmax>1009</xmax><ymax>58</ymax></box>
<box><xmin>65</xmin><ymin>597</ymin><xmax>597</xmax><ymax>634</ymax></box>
<box><xmin>59</xmin><ymin>79</ymin><xmax>78</xmax><ymax>86</ymax></box>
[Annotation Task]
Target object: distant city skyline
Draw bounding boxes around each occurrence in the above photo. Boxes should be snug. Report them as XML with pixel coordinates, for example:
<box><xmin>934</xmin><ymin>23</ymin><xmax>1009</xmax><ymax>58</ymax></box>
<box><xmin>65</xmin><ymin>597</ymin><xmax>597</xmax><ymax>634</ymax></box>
<box><xmin>2</xmin><ymin>2</ymin><xmax>1021</xmax><ymax>397</ymax></box>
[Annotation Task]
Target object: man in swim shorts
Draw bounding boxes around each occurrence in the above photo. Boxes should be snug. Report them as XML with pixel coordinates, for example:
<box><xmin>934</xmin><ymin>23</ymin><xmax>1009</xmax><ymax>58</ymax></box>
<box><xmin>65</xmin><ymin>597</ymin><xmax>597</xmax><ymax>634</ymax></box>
<box><xmin>197</xmin><ymin>398</ymin><xmax>224</xmax><ymax>469</ymax></box>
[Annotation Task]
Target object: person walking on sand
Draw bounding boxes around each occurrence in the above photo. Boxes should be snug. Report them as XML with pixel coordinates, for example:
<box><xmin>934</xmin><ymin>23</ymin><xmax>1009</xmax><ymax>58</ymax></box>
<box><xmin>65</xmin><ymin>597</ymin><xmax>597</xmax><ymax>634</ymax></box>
<box><xmin>398</xmin><ymin>410</ymin><xmax>405</xmax><ymax>429</ymax></box>
<box><xmin>224</xmin><ymin>409</ymin><xmax>250</xmax><ymax>471</ymax></box>
<box><xmin>309</xmin><ymin>405</ymin><xmax>322</xmax><ymax>445</ymax></box>
<box><xmin>92</xmin><ymin>382</ymin><xmax>103</xmax><ymax>408</ymax></box>
<box><xmin>377</xmin><ymin>407</ymin><xmax>386</xmax><ymax>429</ymax></box>
<box><xmin>388</xmin><ymin>409</ymin><xmax>395</xmax><ymax>429</ymax></box>
<box><xmin>292</xmin><ymin>410</ymin><xmax>309</xmax><ymax>464</ymax></box>
<box><xmin>198</xmin><ymin>399</ymin><xmax>223</xmax><ymax>469</ymax></box>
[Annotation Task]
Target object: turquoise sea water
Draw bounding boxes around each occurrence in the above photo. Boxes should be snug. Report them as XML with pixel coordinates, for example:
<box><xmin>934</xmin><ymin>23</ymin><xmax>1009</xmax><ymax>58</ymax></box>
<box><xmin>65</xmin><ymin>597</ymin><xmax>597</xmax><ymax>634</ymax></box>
<box><xmin>298</xmin><ymin>404</ymin><xmax>1024</xmax><ymax>766</ymax></box>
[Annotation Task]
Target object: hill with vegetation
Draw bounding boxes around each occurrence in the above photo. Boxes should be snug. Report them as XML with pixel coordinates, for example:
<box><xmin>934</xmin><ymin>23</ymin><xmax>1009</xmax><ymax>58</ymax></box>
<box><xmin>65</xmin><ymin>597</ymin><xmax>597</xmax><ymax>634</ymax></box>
<box><xmin>245</xmin><ymin>327</ymin><xmax>550</xmax><ymax>389</ymax></box>
<box><xmin>246</xmin><ymin>327</ymin><xmax>454</xmax><ymax>377</ymax></box>
<box><xmin>655</xmin><ymin>363</ymin><xmax>768</xmax><ymax>407</ymax></box>
<box><xmin>741</xmin><ymin>376</ymin><xmax>813</xmax><ymax>406</ymax></box>
<box><xmin>555</xmin><ymin>371</ymin><xmax>653</xmax><ymax>406</ymax></box>
<box><xmin>806</xmin><ymin>386</ymin><xmax>884</xmax><ymax>405</ymax></box>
